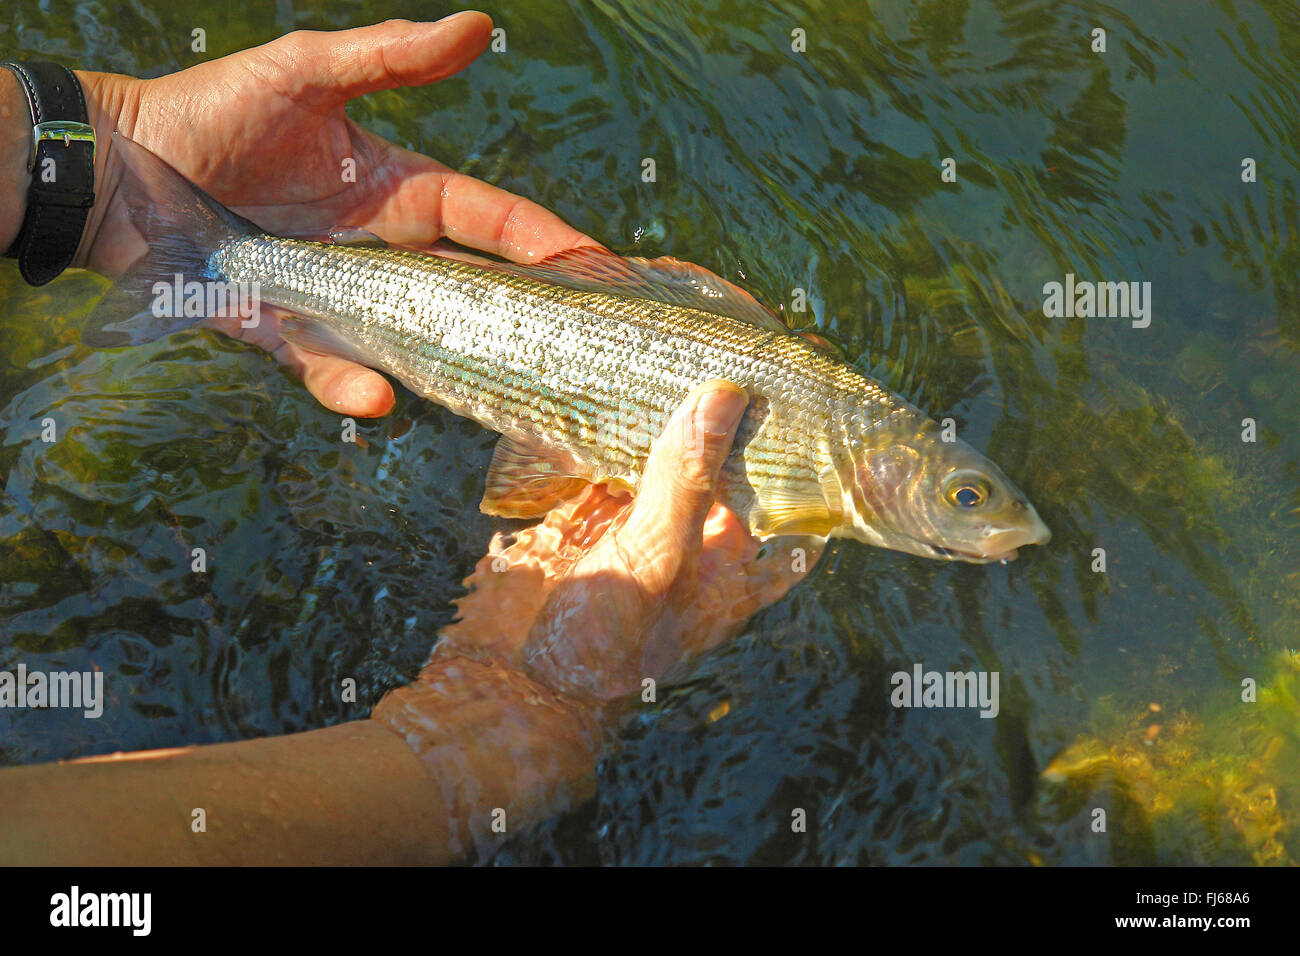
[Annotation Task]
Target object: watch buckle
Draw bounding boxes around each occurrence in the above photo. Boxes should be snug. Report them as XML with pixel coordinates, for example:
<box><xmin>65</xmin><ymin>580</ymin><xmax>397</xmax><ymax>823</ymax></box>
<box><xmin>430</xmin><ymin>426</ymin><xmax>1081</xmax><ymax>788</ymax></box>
<box><xmin>30</xmin><ymin>121</ymin><xmax>96</xmax><ymax>172</ymax></box>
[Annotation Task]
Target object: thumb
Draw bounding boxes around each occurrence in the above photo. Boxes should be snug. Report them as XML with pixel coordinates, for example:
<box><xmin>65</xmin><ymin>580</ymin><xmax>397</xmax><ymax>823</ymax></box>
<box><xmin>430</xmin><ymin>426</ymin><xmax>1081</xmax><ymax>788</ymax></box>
<box><xmin>621</xmin><ymin>381</ymin><xmax>749</xmax><ymax>561</ymax></box>
<box><xmin>287</xmin><ymin>12</ymin><xmax>494</xmax><ymax>106</ymax></box>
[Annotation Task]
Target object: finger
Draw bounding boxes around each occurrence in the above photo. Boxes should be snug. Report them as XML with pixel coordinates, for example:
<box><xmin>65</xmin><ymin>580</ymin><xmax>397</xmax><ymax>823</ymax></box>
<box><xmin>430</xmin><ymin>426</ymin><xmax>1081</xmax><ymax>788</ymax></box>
<box><xmin>205</xmin><ymin>308</ymin><xmax>394</xmax><ymax>417</ymax></box>
<box><xmin>693</xmin><ymin>535</ymin><xmax>826</xmax><ymax>655</ymax></box>
<box><xmin>740</xmin><ymin>535</ymin><xmax>826</xmax><ymax>609</ymax></box>
<box><xmin>282</xmin><ymin>13</ymin><xmax>494</xmax><ymax>108</ymax></box>
<box><xmin>294</xmin><ymin>352</ymin><xmax>395</xmax><ymax>418</ymax></box>
<box><xmin>352</xmin><ymin>149</ymin><xmax>603</xmax><ymax>263</ymax></box>
<box><xmin>438</xmin><ymin>486</ymin><xmax>628</xmax><ymax>663</ymax></box>
<box><xmin>268</xmin><ymin>340</ymin><xmax>394</xmax><ymax>418</ymax></box>
<box><xmin>621</xmin><ymin>381</ymin><xmax>749</xmax><ymax>567</ymax></box>
<box><xmin>433</xmin><ymin>170</ymin><xmax>605</xmax><ymax>262</ymax></box>
<box><xmin>439</xmin><ymin>531</ymin><xmax>553</xmax><ymax>661</ymax></box>
<box><xmin>698</xmin><ymin>502</ymin><xmax>760</xmax><ymax>568</ymax></box>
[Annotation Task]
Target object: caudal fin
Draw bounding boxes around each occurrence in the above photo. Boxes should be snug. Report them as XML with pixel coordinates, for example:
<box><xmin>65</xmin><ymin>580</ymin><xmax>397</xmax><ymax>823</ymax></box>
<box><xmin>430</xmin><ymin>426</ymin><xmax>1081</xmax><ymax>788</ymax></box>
<box><xmin>82</xmin><ymin>132</ymin><xmax>262</xmax><ymax>347</ymax></box>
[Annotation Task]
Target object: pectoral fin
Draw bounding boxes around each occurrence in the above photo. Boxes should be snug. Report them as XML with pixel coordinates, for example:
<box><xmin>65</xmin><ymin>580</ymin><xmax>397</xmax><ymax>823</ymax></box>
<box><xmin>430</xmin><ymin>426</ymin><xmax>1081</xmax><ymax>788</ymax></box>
<box><xmin>751</xmin><ymin>483</ymin><xmax>835</xmax><ymax>538</ymax></box>
<box><xmin>480</xmin><ymin>435</ymin><xmax>591</xmax><ymax>519</ymax></box>
<box><xmin>279</xmin><ymin>314</ymin><xmax>375</xmax><ymax>366</ymax></box>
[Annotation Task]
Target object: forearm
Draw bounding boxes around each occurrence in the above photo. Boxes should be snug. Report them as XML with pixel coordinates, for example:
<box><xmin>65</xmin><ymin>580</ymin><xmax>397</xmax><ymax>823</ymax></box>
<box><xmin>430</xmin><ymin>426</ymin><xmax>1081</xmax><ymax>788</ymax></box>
<box><xmin>0</xmin><ymin>655</ymin><xmax>601</xmax><ymax>865</ymax></box>
<box><xmin>0</xmin><ymin>721</ymin><xmax>451</xmax><ymax>865</ymax></box>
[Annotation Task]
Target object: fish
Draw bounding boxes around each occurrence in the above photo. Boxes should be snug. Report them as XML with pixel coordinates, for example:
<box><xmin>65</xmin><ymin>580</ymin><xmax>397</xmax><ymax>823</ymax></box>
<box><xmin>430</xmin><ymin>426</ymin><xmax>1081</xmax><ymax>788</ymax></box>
<box><xmin>85</xmin><ymin>133</ymin><xmax>1050</xmax><ymax>564</ymax></box>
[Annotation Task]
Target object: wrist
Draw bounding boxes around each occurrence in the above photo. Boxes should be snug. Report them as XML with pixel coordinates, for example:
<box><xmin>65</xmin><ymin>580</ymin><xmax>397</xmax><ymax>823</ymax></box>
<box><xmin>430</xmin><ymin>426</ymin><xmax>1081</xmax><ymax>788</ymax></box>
<box><xmin>0</xmin><ymin>67</ymin><xmax>142</xmax><ymax>275</ymax></box>
<box><xmin>370</xmin><ymin>655</ymin><xmax>604</xmax><ymax>855</ymax></box>
<box><xmin>0</xmin><ymin>68</ymin><xmax>31</xmax><ymax>253</ymax></box>
<box><xmin>71</xmin><ymin>69</ymin><xmax>143</xmax><ymax>271</ymax></box>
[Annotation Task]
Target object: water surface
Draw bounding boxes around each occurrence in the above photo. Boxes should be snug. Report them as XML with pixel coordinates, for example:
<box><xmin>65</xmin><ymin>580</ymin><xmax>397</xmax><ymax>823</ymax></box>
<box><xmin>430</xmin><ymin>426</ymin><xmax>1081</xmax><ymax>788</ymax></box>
<box><xmin>2</xmin><ymin>0</ymin><xmax>1298</xmax><ymax>864</ymax></box>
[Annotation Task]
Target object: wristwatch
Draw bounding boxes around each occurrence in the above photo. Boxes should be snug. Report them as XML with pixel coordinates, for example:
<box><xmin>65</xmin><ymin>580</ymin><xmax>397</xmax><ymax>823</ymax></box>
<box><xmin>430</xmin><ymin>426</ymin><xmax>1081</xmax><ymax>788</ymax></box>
<box><xmin>3</xmin><ymin>60</ymin><xmax>96</xmax><ymax>286</ymax></box>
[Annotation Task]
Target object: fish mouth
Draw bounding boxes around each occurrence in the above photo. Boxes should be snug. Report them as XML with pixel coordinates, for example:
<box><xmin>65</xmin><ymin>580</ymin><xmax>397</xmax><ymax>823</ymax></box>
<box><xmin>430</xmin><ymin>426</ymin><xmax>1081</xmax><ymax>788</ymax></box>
<box><xmin>911</xmin><ymin>522</ymin><xmax>1050</xmax><ymax>564</ymax></box>
<box><xmin>920</xmin><ymin>543</ymin><xmax>1020</xmax><ymax>564</ymax></box>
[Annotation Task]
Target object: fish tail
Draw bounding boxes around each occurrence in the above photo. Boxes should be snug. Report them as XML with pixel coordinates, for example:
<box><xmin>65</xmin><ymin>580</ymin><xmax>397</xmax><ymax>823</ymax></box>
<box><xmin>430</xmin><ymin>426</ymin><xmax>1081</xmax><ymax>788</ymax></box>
<box><xmin>82</xmin><ymin>132</ymin><xmax>262</xmax><ymax>347</ymax></box>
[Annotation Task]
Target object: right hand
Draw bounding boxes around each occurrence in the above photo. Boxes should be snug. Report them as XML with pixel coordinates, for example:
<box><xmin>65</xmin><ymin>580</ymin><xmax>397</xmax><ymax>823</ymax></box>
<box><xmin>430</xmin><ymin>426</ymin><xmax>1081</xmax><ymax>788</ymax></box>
<box><xmin>406</xmin><ymin>381</ymin><xmax>824</xmax><ymax>708</ymax></box>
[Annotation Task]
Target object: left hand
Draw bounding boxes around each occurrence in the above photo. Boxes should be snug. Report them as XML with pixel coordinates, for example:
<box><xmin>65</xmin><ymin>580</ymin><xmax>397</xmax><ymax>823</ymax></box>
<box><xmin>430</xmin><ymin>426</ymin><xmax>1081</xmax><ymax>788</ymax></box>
<box><xmin>74</xmin><ymin>12</ymin><xmax>601</xmax><ymax>417</ymax></box>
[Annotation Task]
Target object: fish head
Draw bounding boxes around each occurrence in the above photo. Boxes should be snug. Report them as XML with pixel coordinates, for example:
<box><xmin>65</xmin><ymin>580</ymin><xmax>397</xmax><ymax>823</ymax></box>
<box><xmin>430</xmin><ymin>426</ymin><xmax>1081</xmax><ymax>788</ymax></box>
<box><xmin>844</xmin><ymin>423</ymin><xmax>1050</xmax><ymax>563</ymax></box>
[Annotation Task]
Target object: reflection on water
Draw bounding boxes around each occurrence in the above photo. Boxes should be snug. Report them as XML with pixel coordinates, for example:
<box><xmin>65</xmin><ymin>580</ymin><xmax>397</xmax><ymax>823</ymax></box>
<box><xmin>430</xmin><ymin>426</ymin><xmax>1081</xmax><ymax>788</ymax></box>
<box><xmin>1</xmin><ymin>0</ymin><xmax>1297</xmax><ymax>864</ymax></box>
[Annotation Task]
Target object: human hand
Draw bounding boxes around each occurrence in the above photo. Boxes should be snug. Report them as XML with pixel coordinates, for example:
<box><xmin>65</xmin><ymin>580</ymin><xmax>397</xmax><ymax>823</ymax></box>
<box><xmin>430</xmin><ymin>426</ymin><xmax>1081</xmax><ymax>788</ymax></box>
<box><xmin>73</xmin><ymin>12</ymin><xmax>599</xmax><ymax>416</ymax></box>
<box><xmin>402</xmin><ymin>381</ymin><xmax>824</xmax><ymax>713</ymax></box>
<box><xmin>0</xmin><ymin>381</ymin><xmax>819</xmax><ymax>866</ymax></box>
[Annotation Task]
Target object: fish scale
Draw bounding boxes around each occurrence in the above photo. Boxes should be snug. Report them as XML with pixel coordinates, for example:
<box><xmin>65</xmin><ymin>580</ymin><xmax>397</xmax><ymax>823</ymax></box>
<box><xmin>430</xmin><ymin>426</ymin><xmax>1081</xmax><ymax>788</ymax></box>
<box><xmin>88</xmin><ymin>131</ymin><xmax>1050</xmax><ymax>561</ymax></box>
<box><xmin>209</xmin><ymin>234</ymin><xmax>921</xmax><ymax>536</ymax></box>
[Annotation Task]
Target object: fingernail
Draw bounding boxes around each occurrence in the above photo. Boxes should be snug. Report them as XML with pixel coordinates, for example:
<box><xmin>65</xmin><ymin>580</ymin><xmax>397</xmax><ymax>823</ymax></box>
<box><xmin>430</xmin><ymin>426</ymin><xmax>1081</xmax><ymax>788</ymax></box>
<box><xmin>690</xmin><ymin>381</ymin><xmax>749</xmax><ymax>437</ymax></box>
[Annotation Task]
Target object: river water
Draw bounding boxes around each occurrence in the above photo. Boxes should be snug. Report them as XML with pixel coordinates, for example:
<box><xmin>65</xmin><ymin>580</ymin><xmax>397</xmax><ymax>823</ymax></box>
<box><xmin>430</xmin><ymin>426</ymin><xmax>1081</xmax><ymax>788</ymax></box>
<box><xmin>1</xmin><ymin>0</ymin><xmax>1297</xmax><ymax>864</ymax></box>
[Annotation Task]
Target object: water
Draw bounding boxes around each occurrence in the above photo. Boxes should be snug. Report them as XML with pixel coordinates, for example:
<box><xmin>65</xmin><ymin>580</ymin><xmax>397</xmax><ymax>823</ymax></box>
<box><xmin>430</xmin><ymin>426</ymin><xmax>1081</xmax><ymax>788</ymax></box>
<box><xmin>2</xmin><ymin>0</ymin><xmax>1297</xmax><ymax>865</ymax></box>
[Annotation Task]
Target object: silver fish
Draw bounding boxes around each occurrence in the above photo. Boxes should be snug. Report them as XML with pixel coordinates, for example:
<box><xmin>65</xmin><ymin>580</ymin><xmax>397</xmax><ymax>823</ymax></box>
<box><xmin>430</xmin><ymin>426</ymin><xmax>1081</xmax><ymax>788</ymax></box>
<box><xmin>88</xmin><ymin>133</ymin><xmax>1049</xmax><ymax>563</ymax></box>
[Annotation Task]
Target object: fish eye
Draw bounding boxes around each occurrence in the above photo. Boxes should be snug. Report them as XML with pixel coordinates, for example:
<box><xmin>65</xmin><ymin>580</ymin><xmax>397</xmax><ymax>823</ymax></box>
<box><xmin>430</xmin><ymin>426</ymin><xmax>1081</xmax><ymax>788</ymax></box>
<box><xmin>943</xmin><ymin>472</ymin><xmax>992</xmax><ymax>509</ymax></box>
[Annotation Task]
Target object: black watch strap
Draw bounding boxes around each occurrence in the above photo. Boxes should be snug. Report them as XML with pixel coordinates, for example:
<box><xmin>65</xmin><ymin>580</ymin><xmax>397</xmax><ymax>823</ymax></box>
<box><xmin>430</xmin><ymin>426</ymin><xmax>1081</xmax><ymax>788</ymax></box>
<box><xmin>3</xmin><ymin>60</ymin><xmax>96</xmax><ymax>286</ymax></box>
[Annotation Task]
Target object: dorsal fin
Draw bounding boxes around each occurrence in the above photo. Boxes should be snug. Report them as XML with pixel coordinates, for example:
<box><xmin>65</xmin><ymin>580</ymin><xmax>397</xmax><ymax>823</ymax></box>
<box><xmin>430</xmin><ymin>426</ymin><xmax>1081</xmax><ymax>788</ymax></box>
<box><xmin>514</xmin><ymin>248</ymin><xmax>847</xmax><ymax>357</ymax></box>
<box><xmin>502</xmin><ymin>247</ymin><xmax>790</xmax><ymax>333</ymax></box>
<box><xmin>327</xmin><ymin>227</ymin><xmax>389</xmax><ymax>249</ymax></box>
<box><xmin>792</xmin><ymin>327</ymin><xmax>844</xmax><ymax>359</ymax></box>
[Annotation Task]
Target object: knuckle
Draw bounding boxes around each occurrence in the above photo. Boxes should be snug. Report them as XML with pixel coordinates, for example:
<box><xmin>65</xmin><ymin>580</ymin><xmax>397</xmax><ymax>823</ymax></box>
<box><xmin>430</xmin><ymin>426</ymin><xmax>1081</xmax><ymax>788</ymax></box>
<box><xmin>673</xmin><ymin>435</ymin><xmax>728</xmax><ymax>494</ymax></box>
<box><xmin>273</xmin><ymin>30</ymin><xmax>315</xmax><ymax>55</ymax></box>
<box><xmin>674</xmin><ymin>455</ymin><xmax>718</xmax><ymax>497</ymax></box>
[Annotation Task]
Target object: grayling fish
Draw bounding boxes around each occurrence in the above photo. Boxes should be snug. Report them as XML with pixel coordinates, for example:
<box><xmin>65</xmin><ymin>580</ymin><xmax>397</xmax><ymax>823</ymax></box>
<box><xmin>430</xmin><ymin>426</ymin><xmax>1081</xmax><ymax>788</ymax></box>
<box><xmin>87</xmin><ymin>133</ymin><xmax>1049</xmax><ymax>563</ymax></box>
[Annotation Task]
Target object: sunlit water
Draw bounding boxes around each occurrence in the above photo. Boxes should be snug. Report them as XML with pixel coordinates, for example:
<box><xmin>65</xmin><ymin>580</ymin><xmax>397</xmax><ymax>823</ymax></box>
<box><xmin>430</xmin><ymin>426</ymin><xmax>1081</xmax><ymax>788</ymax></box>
<box><xmin>2</xmin><ymin>0</ymin><xmax>1297</xmax><ymax>864</ymax></box>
